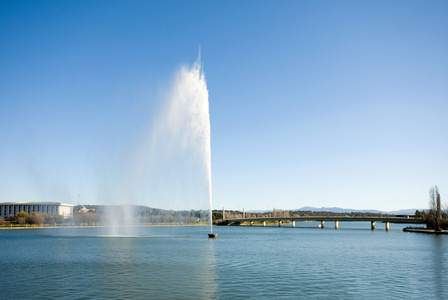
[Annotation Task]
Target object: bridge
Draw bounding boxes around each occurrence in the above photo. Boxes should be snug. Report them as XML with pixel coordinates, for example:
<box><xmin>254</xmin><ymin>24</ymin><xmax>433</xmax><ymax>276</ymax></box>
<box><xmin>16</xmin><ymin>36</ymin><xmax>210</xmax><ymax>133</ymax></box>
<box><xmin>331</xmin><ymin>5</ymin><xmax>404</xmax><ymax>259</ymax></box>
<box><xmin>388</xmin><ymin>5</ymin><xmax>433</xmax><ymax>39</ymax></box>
<box><xmin>217</xmin><ymin>216</ymin><xmax>422</xmax><ymax>230</ymax></box>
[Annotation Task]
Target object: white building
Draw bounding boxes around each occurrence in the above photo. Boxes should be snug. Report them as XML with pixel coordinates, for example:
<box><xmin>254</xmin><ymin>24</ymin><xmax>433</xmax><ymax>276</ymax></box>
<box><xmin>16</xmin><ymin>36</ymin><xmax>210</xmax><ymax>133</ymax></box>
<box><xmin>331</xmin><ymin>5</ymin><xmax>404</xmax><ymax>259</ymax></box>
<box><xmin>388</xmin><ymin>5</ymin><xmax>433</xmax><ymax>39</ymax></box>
<box><xmin>0</xmin><ymin>202</ymin><xmax>74</xmax><ymax>219</ymax></box>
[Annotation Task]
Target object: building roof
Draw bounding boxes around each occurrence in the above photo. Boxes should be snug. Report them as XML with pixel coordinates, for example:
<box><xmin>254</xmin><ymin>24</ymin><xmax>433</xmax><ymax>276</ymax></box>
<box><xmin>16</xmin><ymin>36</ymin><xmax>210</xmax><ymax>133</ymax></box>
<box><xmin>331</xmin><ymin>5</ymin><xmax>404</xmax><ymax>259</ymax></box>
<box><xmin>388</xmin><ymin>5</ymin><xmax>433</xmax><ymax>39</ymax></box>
<box><xmin>0</xmin><ymin>202</ymin><xmax>74</xmax><ymax>206</ymax></box>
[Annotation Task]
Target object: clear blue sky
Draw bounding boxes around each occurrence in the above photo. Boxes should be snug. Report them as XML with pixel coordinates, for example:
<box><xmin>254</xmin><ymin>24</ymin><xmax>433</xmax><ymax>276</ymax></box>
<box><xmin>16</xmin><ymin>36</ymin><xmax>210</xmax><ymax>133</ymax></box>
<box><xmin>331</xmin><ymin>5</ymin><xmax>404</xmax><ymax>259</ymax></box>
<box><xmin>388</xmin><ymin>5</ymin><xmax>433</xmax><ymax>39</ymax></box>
<box><xmin>1</xmin><ymin>0</ymin><xmax>447</xmax><ymax>212</ymax></box>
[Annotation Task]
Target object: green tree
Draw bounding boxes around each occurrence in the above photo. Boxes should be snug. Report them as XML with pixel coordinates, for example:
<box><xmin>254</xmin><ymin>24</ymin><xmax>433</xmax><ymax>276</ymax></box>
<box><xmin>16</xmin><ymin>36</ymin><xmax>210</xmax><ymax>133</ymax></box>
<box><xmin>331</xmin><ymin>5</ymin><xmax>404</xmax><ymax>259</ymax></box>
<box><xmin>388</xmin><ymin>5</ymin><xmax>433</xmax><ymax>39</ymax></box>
<box><xmin>14</xmin><ymin>211</ymin><xmax>29</xmax><ymax>225</ymax></box>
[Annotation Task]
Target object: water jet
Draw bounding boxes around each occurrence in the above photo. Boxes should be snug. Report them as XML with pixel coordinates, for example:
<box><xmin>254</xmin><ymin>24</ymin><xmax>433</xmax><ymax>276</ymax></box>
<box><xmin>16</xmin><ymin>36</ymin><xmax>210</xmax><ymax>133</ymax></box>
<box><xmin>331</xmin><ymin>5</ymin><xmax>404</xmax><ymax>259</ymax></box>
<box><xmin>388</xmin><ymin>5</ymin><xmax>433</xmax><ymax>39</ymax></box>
<box><xmin>148</xmin><ymin>51</ymin><xmax>214</xmax><ymax>237</ymax></box>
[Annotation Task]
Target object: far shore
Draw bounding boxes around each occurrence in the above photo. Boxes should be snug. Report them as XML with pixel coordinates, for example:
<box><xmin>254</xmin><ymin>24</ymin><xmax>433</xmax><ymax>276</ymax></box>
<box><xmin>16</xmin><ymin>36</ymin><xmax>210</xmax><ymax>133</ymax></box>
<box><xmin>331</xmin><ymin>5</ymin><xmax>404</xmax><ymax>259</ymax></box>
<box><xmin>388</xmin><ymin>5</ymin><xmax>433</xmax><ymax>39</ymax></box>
<box><xmin>0</xmin><ymin>223</ymin><xmax>211</xmax><ymax>230</ymax></box>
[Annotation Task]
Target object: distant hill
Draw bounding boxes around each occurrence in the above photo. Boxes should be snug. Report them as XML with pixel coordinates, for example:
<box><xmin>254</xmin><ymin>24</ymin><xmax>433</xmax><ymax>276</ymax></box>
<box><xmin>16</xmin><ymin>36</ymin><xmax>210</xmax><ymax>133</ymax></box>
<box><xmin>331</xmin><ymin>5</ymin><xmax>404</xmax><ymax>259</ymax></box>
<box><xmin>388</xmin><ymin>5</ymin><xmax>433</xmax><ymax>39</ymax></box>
<box><xmin>247</xmin><ymin>207</ymin><xmax>420</xmax><ymax>215</ymax></box>
<box><xmin>295</xmin><ymin>206</ymin><xmax>420</xmax><ymax>215</ymax></box>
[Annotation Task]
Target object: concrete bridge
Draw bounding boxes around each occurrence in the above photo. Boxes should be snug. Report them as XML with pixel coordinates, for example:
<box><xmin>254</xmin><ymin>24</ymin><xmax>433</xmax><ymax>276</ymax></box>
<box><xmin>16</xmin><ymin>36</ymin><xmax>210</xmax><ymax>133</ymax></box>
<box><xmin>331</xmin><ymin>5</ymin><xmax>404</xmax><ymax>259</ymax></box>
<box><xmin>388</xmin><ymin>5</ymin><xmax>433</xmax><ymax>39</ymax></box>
<box><xmin>218</xmin><ymin>216</ymin><xmax>421</xmax><ymax>231</ymax></box>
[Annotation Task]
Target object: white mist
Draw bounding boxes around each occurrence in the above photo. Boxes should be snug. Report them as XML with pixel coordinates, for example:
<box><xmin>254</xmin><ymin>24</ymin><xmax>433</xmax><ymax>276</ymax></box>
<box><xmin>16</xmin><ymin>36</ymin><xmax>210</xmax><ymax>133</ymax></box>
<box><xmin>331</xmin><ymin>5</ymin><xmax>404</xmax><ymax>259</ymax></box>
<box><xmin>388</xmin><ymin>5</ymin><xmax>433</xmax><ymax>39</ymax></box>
<box><xmin>148</xmin><ymin>54</ymin><xmax>213</xmax><ymax>232</ymax></box>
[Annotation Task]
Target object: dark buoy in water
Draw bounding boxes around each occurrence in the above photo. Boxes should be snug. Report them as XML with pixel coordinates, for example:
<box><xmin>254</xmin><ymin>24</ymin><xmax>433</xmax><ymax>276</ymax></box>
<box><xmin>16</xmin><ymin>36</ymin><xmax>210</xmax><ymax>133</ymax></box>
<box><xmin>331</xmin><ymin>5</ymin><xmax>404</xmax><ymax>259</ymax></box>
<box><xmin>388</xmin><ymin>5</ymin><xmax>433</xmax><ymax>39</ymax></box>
<box><xmin>208</xmin><ymin>233</ymin><xmax>218</xmax><ymax>239</ymax></box>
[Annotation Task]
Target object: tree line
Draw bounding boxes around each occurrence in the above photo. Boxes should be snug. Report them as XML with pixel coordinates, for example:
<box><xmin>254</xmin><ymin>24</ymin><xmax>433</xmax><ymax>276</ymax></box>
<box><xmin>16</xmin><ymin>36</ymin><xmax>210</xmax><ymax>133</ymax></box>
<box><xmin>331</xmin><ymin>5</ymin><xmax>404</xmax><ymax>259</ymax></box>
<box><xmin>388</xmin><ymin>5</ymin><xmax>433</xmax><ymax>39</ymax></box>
<box><xmin>72</xmin><ymin>205</ymin><xmax>210</xmax><ymax>226</ymax></box>
<box><xmin>415</xmin><ymin>186</ymin><xmax>447</xmax><ymax>230</ymax></box>
<box><xmin>1</xmin><ymin>211</ymin><xmax>65</xmax><ymax>226</ymax></box>
<box><xmin>0</xmin><ymin>206</ymin><xmax>211</xmax><ymax>227</ymax></box>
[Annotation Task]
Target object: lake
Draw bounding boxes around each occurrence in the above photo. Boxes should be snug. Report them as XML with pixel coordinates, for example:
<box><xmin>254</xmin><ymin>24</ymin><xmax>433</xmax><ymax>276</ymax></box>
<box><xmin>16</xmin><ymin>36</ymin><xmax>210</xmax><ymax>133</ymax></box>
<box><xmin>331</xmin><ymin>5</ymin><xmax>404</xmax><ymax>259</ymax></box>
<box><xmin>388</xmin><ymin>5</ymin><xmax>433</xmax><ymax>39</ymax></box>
<box><xmin>0</xmin><ymin>222</ymin><xmax>447</xmax><ymax>299</ymax></box>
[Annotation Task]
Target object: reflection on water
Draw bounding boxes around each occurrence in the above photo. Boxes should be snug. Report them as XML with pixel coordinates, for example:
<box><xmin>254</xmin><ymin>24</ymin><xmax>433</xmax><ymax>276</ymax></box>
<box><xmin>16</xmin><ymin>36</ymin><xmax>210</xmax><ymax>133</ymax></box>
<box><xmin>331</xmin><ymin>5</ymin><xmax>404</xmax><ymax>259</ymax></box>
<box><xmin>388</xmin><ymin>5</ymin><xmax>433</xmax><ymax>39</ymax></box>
<box><xmin>199</xmin><ymin>240</ymin><xmax>218</xmax><ymax>298</ymax></box>
<box><xmin>431</xmin><ymin>235</ymin><xmax>447</xmax><ymax>298</ymax></box>
<box><xmin>0</xmin><ymin>224</ymin><xmax>447</xmax><ymax>299</ymax></box>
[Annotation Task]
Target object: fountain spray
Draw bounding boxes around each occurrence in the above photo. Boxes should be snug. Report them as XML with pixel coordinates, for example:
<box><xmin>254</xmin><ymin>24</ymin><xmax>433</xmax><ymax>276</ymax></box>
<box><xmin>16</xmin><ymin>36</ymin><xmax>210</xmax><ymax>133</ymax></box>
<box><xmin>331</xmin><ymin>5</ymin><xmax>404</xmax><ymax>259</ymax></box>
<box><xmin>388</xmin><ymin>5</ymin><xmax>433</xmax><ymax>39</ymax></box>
<box><xmin>150</xmin><ymin>51</ymin><xmax>216</xmax><ymax>237</ymax></box>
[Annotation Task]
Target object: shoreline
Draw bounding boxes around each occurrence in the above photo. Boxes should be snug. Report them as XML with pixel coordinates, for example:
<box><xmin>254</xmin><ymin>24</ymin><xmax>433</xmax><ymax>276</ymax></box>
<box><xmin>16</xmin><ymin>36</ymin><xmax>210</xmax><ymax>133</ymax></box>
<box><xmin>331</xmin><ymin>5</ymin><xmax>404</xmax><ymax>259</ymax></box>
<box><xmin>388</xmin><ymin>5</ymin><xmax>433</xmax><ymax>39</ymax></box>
<box><xmin>403</xmin><ymin>227</ymin><xmax>448</xmax><ymax>234</ymax></box>
<box><xmin>0</xmin><ymin>223</ymin><xmax>211</xmax><ymax>230</ymax></box>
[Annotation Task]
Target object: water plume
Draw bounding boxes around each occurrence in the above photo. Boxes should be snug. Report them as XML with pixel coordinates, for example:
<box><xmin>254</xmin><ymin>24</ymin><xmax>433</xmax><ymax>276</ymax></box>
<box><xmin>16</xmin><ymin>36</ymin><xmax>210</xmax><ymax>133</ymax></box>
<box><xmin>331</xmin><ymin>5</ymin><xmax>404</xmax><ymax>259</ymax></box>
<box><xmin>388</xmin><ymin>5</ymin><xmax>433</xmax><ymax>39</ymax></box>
<box><xmin>148</xmin><ymin>54</ymin><xmax>213</xmax><ymax>231</ymax></box>
<box><xmin>113</xmin><ymin>54</ymin><xmax>213</xmax><ymax>233</ymax></box>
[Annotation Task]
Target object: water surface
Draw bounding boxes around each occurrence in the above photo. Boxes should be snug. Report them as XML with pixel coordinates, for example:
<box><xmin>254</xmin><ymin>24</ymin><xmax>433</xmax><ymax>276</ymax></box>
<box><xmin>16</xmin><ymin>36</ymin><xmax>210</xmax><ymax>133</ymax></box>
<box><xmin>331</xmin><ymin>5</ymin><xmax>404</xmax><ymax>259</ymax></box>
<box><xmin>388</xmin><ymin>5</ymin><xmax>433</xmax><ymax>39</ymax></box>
<box><xmin>0</xmin><ymin>223</ymin><xmax>446</xmax><ymax>299</ymax></box>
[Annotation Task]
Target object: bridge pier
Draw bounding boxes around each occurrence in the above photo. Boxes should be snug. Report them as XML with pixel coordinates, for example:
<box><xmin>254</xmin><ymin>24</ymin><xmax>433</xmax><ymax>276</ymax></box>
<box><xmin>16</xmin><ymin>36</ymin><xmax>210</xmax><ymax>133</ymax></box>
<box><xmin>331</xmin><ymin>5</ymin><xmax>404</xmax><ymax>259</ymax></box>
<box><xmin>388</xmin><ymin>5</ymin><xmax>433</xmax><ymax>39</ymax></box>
<box><xmin>371</xmin><ymin>221</ymin><xmax>375</xmax><ymax>230</ymax></box>
<box><xmin>292</xmin><ymin>220</ymin><xmax>295</xmax><ymax>228</ymax></box>
<box><xmin>250</xmin><ymin>221</ymin><xmax>253</xmax><ymax>226</ymax></box>
<box><xmin>335</xmin><ymin>220</ymin><xmax>339</xmax><ymax>229</ymax></box>
<box><xmin>278</xmin><ymin>220</ymin><xmax>282</xmax><ymax>227</ymax></box>
<box><xmin>262</xmin><ymin>221</ymin><xmax>266</xmax><ymax>227</ymax></box>
<box><xmin>385</xmin><ymin>221</ymin><xmax>390</xmax><ymax>231</ymax></box>
<box><xmin>320</xmin><ymin>220</ymin><xmax>325</xmax><ymax>228</ymax></box>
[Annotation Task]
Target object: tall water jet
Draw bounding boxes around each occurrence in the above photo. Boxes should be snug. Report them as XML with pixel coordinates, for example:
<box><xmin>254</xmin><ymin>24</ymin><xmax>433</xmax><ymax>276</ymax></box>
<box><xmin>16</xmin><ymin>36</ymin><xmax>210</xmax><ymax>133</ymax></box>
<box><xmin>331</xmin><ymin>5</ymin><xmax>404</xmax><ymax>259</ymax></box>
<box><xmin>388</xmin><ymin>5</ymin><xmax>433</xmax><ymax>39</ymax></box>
<box><xmin>146</xmin><ymin>53</ymin><xmax>214</xmax><ymax>235</ymax></box>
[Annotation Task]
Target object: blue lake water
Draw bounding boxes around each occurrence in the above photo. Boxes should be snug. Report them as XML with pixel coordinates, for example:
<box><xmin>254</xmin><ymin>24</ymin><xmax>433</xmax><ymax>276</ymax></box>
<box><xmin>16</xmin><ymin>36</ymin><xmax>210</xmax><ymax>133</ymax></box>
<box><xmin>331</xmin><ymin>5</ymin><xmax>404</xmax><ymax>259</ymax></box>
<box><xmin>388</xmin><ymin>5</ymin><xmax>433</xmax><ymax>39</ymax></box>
<box><xmin>1</xmin><ymin>222</ymin><xmax>447</xmax><ymax>299</ymax></box>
